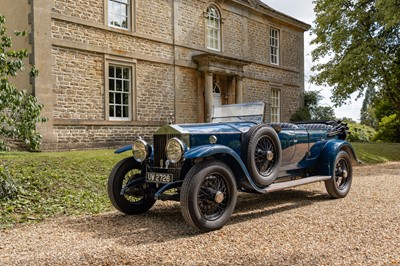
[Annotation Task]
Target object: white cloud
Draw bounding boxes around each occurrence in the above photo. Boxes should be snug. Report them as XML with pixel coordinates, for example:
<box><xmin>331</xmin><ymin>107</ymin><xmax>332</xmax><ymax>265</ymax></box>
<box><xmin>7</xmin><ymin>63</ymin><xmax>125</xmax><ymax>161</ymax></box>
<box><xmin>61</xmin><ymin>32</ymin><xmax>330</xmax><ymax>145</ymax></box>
<box><xmin>260</xmin><ymin>0</ymin><xmax>362</xmax><ymax>121</ymax></box>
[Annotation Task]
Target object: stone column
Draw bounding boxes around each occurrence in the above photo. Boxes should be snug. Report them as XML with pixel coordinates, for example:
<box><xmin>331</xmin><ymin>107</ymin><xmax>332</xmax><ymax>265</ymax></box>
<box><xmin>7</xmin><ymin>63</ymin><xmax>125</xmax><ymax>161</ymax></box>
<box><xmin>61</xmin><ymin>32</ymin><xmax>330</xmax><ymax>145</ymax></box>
<box><xmin>204</xmin><ymin>71</ymin><xmax>213</xmax><ymax>122</ymax></box>
<box><xmin>236</xmin><ymin>76</ymin><xmax>243</xmax><ymax>104</ymax></box>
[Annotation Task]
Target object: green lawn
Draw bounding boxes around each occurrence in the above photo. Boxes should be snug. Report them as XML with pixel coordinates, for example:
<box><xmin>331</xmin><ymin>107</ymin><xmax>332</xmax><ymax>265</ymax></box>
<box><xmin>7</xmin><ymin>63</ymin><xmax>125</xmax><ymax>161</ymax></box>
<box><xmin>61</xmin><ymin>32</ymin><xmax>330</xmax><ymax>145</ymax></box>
<box><xmin>0</xmin><ymin>150</ymin><xmax>128</xmax><ymax>228</ymax></box>
<box><xmin>1</xmin><ymin>142</ymin><xmax>399</xmax><ymax>228</ymax></box>
<box><xmin>351</xmin><ymin>142</ymin><xmax>400</xmax><ymax>164</ymax></box>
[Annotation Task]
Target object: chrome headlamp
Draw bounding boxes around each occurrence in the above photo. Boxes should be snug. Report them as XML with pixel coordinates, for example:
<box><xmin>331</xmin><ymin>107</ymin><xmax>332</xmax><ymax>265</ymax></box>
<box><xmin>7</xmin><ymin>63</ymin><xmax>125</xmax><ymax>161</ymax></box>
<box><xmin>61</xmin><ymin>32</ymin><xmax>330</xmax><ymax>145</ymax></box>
<box><xmin>132</xmin><ymin>139</ymin><xmax>151</xmax><ymax>163</ymax></box>
<box><xmin>165</xmin><ymin>138</ymin><xmax>186</xmax><ymax>164</ymax></box>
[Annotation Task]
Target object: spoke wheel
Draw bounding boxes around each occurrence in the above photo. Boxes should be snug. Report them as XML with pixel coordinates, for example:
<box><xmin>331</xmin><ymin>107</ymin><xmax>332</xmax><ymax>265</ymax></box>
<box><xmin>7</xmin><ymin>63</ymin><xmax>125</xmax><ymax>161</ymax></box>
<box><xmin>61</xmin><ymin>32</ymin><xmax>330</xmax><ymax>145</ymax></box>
<box><xmin>254</xmin><ymin>135</ymin><xmax>277</xmax><ymax>176</ymax></box>
<box><xmin>198</xmin><ymin>173</ymin><xmax>230</xmax><ymax>221</ymax></box>
<box><xmin>181</xmin><ymin>161</ymin><xmax>237</xmax><ymax>232</ymax></box>
<box><xmin>243</xmin><ymin>125</ymin><xmax>282</xmax><ymax>187</ymax></box>
<box><xmin>325</xmin><ymin>151</ymin><xmax>353</xmax><ymax>198</ymax></box>
<box><xmin>108</xmin><ymin>157</ymin><xmax>156</xmax><ymax>215</ymax></box>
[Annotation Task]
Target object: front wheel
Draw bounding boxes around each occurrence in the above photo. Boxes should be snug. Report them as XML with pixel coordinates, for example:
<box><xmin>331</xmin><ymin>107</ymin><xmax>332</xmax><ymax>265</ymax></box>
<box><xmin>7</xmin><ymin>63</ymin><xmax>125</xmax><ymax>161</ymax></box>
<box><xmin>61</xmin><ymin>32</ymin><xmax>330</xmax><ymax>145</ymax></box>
<box><xmin>108</xmin><ymin>157</ymin><xmax>156</xmax><ymax>214</ymax></box>
<box><xmin>180</xmin><ymin>161</ymin><xmax>237</xmax><ymax>232</ymax></box>
<box><xmin>325</xmin><ymin>151</ymin><xmax>353</xmax><ymax>198</ymax></box>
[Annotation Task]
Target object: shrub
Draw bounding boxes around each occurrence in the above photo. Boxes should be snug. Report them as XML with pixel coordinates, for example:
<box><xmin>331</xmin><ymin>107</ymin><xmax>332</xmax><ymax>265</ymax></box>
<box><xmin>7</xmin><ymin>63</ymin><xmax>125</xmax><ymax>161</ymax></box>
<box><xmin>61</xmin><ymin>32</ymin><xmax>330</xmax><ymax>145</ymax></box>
<box><xmin>374</xmin><ymin>114</ymin><xmax>400</xmax><ymax>143</ymax></box>
<box><xmin>0</xmin><ymin>165</ymin><xmax>19</xmax><ymax>200</ymax></box>
<box><xmin>347</xmin><ymin>123</ymin><xmax>376</xmax><ymax>142</ymax></box>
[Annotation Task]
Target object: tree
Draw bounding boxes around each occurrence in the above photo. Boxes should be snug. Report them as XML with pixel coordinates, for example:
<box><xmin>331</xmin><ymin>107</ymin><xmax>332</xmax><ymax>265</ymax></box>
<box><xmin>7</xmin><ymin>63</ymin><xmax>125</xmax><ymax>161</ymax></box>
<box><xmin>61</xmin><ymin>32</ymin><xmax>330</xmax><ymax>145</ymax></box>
<box><xmin>0</xmin><ymin>14</ymin><xmax>46</xmax><ymax>151</ymax></box>
<box><xmin>311</xmin><ymin>0</ymin><xmax>400</xmax><ymax>115</ymax></box>
<box><xmin>290</xmin><ymin>90</ymin><xmax>336</xmax><ymax>121</ymax></box>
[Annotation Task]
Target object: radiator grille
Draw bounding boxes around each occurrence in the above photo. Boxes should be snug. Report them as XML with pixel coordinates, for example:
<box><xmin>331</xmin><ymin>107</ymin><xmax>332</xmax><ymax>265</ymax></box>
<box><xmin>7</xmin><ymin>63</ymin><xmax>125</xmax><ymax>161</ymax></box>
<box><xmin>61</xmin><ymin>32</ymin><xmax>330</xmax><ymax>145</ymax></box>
<box><xmin>154</xmin><ymin>134</ymin><xmax>180</xmax><ymax>167</ymax></box>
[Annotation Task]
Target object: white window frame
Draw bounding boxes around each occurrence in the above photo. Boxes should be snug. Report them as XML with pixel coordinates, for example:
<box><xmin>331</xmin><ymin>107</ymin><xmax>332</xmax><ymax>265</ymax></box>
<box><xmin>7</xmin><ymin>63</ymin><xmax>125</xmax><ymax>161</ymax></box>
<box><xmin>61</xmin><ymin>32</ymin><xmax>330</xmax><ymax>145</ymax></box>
<box><xmin>206</xmin><ymin>6</ymin><xmax>221</xmax><ymax>51</ymax></box>
<box><xmin>105</xmin><ymin>56</ymin><xmax>137</xmax><ymax>121</ymax></box>
<box><xmin>270</xmin><ymin>28</ymin><xmax>280</xmax><ymax>65</ymax></box>
<box><xmin>270</xmin><ymin>88</ymin><xmax>281</xmax><ymax>123</ymax></box>
<box><xmin>107</xmin><ymin>0</ymin><xmax>131</xmax><ymax>30</ymax></box>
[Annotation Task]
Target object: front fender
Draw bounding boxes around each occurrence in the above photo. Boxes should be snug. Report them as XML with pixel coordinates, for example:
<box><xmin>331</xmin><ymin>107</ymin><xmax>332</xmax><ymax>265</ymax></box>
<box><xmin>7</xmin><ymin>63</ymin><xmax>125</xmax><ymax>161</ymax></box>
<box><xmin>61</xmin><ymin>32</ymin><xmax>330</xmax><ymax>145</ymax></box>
<box><xmin>315</xmin><ymin>140</ymin><xmax>358</xmax><ymax>176</ymax></box>
<box><xmin>183</xmin><ymin>145</ymin><xmax>270</xmax><ymax>194</ymax></box>
<box><xmin>114</xmin><ymin>144</ymin><xmax>132</xmax><ymax>154</ymax></box>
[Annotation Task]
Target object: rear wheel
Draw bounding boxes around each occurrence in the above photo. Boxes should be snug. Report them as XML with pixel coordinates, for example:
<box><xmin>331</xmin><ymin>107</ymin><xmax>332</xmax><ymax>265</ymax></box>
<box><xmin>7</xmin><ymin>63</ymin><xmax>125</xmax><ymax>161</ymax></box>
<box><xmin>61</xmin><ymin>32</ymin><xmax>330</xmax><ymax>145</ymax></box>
<box><xmin>108</xmin><ymin>157</ymin><xmax>156</xmax><ymax>214</ymax></box>
<box><xmin>180</xmin><ymin>161</ymin><xmax>237</xmax><ymax>232</ymax></box>
<box><xmin>325</xmin><ymin>151</ymin><xmax>353</xmax><ymax>198</ymax></box>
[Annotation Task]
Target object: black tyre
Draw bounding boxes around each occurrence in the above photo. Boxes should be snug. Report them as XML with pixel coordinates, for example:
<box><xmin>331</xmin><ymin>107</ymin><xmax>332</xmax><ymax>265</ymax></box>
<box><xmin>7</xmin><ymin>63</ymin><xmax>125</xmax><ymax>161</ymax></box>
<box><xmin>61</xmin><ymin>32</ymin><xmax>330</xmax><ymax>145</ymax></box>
<box><xmin>325</xmin><ymin>151</ymin><xmax>353</xmax><ymax>198</ymax></box>
<box><xmin>180</xmin><ymin>161</ymin><xmax>237</xmax><ymax>232</ymax></box>
<box><xmin>243</xmin><ymin>125</ymin><xmax>282</xmax><ymax>187</ymax></box>
<box><xmin>108</xmin><ymin>157</ymin><xmax>156</xmax><ymax>214</ymax></box>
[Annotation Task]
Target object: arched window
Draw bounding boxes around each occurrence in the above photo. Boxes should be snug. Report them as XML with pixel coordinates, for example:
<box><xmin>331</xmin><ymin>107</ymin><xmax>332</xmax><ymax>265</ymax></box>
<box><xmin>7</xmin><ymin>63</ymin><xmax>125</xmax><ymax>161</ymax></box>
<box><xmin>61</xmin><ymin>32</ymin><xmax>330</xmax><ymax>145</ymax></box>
<box><xmin>206</xmin><ymin>6</ymin><xmax>221</xmax><ymax>51</ymax></box>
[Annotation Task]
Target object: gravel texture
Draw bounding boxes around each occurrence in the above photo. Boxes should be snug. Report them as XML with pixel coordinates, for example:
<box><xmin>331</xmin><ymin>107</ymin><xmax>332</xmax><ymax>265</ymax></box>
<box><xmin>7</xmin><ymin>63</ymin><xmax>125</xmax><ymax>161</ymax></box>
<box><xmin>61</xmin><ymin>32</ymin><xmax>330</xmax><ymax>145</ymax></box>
<box><xmin>1</xmin><ymin>162</ymin><xmax>399</xmax><ymax>265</ymax></box>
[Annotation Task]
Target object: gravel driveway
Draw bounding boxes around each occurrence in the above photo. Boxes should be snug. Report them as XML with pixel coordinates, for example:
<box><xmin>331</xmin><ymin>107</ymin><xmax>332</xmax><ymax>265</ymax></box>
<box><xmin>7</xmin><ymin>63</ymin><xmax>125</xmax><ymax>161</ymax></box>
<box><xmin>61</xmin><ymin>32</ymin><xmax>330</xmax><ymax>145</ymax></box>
<box><xmin>1</xmin><ymin>163</ymin><xmax>399</xmax><ymax>265</ymax></box>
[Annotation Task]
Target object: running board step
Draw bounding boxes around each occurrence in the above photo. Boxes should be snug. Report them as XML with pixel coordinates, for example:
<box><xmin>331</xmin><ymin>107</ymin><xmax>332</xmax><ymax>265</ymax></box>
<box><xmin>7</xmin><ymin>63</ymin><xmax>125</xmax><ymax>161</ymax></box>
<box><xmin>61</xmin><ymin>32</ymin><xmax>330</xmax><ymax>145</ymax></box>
<box><xmin>265</xmin><ymin>175</ymin><xmax>331</xmax><ymax>193</ymax></box>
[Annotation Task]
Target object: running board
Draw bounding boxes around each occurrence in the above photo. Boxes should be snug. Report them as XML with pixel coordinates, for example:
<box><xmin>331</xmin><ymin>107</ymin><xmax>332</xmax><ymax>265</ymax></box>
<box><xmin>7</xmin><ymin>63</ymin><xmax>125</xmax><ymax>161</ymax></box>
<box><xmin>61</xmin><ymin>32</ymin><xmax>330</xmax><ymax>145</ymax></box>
<box><xmin>265</xmin><ymin>175</ymin><xmax>331</xmax><ymax>193</ymax></box>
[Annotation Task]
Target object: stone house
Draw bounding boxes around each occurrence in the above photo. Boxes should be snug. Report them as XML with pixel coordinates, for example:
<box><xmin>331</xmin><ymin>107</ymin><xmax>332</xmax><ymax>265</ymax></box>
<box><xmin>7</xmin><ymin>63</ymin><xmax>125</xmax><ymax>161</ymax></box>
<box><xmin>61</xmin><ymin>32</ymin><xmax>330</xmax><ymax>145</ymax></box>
<box><xmin>3</xmin><ymin>0</ymin><xmax>310</xmax><ymax>150</ymax></box>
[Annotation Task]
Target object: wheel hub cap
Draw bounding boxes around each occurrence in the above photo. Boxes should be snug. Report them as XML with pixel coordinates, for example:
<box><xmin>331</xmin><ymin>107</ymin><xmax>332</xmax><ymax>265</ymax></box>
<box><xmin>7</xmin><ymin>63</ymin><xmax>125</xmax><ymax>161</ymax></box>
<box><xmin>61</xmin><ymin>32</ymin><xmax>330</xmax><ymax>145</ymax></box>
<box><xmin>266</xmin><ymin>151</ymin><xmax>274</xmax><ymax>161</ymax></box>
<box><xmin>342</xmin><ymin>170</ymin><xmax>348</xmax><ymax>178</ymax></box>
<box><xmin>214</xmin><ymin>191</ymin><xmax>224</xmax><ymax>203</ymax></box>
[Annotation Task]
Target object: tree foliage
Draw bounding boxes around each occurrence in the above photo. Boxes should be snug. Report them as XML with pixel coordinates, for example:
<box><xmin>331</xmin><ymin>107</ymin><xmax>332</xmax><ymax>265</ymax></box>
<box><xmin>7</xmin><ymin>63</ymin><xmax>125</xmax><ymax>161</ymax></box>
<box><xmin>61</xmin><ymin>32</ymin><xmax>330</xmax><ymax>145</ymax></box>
<box><xmin>290</xmin><ymin>90</ymin><xmax>336</xmax><ymax>121</ymax></box>
<box><xmin>311</xmin><ymin>0</ymin><xmax>400</xmax><ymax>115</ymax></box>
<box><xmin>0</xmin><ymin>14</ymin><xmax>46</xmax><ymax>151</ymax></box>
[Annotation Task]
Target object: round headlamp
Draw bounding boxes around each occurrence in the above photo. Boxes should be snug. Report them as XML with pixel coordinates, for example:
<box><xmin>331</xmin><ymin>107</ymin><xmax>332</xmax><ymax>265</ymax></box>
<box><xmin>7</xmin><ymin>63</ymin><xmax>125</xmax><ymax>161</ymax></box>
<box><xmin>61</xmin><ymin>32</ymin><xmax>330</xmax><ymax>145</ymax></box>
<box><xmin>165</xmin><ymin>138</ymin><xmax>186</xmax><ymax>164</ymax></box>
<box><xmin>132</xmin><ymin>139</ymin><xmax>150</xmax><ymax>163</ymax></box>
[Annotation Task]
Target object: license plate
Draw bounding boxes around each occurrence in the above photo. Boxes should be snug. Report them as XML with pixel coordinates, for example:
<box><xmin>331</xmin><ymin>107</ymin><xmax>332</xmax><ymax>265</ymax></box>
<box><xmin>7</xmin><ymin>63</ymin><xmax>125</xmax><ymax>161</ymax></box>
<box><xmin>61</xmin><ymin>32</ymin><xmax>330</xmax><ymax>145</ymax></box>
<box><xmin>146</xmin><ymin>172</ymin><xmax>173</xmax><ymax>183</ymax></box>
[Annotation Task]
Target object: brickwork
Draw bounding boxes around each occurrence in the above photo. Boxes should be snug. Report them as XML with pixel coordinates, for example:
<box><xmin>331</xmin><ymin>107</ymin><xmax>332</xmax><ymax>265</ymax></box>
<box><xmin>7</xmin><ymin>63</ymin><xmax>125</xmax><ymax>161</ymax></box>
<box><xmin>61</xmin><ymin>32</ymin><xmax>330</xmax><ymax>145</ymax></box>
<box><xmin>136</xmin><ymin>0</ymin><xmax>173</xmax><ymax>41</ymax></box>
<box><xmin>244</xmin><ymin>78</ymin><xmax>270</xmax><ymax>121</ymax></box>
<box><xmin>51</xmin><ymin>19</ymin><xmax>174</xmax><ymax>59</ymax></box>
<box><xmin>52</xmin><ymin>0</ymin><xmax>103</xmax><ymax>23</ymax></box>
<box><xmin>244</xmin><ymin>63</ymin><xmax>301</xmax><ymax>85</ymax></box>
<box><xmin>52</xmin><ymin>125</ymin><xmax>159</xmax><ymax>150</ymax></box>
<box><xmin>223</xmin><ymin>11</ymin><xmax>244</xmax><ymax>56</ymax></box>
<box><xmin>175</xmin><ymin>67</ymin><xmax>198</xmax><ymax>123</ymax></box>
<box><xmin>52</xmin><ymin>47</ymin><xmax>104</xmax><ymax>120</ymax></box>
<box><xmin>248</xmin><ymin>20</ymin><xmax>269</xmax><ymax>62</ymax></box>
<box><xmin>136</xmin><ymin>61</ymin><xmax>175</xmax><ymax>123</ymax></box>
<box><xmin>281</xmin><ymin>85</ymin><xmax>302</xmax><ymax>121</ymax></box>
<box><xmin>175</xmin><ymin>0</ymin><xmax>205</xmax><ymax>48</ymax></box>
<box><xmin>281</xmin><ymin>29</ymin><xmax>302</xmax><ymax>69</ymax></box>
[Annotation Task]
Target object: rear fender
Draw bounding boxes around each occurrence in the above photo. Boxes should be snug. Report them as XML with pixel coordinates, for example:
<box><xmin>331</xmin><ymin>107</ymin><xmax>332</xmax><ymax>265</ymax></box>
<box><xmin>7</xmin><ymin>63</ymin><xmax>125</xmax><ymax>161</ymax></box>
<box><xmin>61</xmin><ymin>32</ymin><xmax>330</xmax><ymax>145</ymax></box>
<box><xmin>314</xmin><ymin>140</ymin><xmax>358</xmax><ymax>176</ymax></box>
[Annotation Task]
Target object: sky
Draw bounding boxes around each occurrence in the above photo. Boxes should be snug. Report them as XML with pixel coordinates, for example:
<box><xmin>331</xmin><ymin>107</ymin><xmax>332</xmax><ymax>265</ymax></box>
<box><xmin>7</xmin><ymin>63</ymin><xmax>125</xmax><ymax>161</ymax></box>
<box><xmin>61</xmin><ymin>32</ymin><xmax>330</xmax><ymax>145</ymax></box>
<box><xmin>260</xmin><ymin>0</ymin><xmax>363</xmax><ymax>121</ymax></box>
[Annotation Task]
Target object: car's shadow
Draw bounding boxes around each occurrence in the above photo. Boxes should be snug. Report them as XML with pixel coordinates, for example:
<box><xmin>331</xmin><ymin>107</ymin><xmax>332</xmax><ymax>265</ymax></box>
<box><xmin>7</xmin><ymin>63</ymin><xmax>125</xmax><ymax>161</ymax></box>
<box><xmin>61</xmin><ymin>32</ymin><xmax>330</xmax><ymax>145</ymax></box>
<box><xmin>66</xmin><ymin>188</ymin><xmax>330</xmax><ymax>245</ymax></box>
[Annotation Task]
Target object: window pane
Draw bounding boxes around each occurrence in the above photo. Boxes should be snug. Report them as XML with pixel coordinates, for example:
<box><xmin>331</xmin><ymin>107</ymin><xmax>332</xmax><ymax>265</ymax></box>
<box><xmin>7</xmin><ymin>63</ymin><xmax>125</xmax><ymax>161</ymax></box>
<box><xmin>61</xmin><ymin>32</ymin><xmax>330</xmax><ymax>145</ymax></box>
<box><xmin>122</xmin><ymin>68</ymin><xmax>129</xmax><ymax>79</ymax></box>
<box><xmin>109</xmin><ymin>92</ymin><xmax>114</xmax><ymax>104</ymax></box>
<box><xmin>115</xmin><ymin>67</ymin><xmax>122</xmax><ymax>78</ymax></box>
<box><xmin>109</xmin><ymin>105</ymin><xmax>115</xmax><ymax>117</ymax></box>
<box><xmin>116</xmin><ymin>106</ymin><xmax>122</xmax><ymax>117</ymax></box>
<box><xmin>123</xmin><ymin>80</ymin><xmax>129</xmax><ymax>92</ymax></box>
<box><xmin>116</xmin><ymin>93</ymin><xmax>122</xmax><ymax>104</ymax></box>
<box><xmin>109</xmin><ymin>66</ymin><xmax>115</xmax><ymax>78</ymax></box>
<box><xmin>123</xmin><ymin>93</ymin><xmax>129</xmax><ymax>104</ymax></box>
<box><xmin>123</xmin><ymin>106</ymin><xmax>129</xmax><ymax>118</ymax></box>
<box><xmin>109</xmin><ymin>79</ymin><xmax>115</xmax><ymax>91</ymax></box>
<box><xmin>116</xmin><ymin>80</ymin><xmax>122</xmax><ymax>91</ymax></box>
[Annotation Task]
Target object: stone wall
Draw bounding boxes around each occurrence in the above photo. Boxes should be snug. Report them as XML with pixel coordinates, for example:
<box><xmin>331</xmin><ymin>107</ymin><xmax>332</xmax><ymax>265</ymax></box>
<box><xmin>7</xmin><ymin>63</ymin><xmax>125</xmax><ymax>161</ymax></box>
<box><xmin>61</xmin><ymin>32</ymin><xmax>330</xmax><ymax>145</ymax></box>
<box><xmin>52</xmin><ymin>0</ymin><xmax>103</xmax><ymax>23</ymax></box>
<box><xmin>175</xmin><ymin>0</ymin><xmax>205</xmax><ymax>48</ymax></box>
<box><xmin>136</xmin><ymin>61</ymin><xmax>175</xmax><ymax>123</ymax></box>
<box><xmin>51</xmin><ymin>124</ymin><xmax>158</xmax><ymax>150</ymax></box>
<box><xmin>52</xmin><ymin>47</ymin><xmax>104</xmax><ymax>120</ymax></box>
<box><xmin>175</xmin><ymin>67</ymin><xmax>198</xmax><ymax>123</ymax></box>
<box><xmin>136</xmin><ymin>0</ymin><xmax>173</xmax><ymax>41</ymax></box>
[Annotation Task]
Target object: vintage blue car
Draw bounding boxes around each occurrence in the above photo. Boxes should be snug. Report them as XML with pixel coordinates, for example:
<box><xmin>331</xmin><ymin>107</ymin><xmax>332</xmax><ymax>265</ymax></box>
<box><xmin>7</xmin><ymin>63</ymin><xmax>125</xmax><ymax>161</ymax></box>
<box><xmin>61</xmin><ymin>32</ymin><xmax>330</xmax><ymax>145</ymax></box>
<box><xmin>108</xmin><ymin>102</ymin><xmax>357</xmax><ymax>232</ymax></box>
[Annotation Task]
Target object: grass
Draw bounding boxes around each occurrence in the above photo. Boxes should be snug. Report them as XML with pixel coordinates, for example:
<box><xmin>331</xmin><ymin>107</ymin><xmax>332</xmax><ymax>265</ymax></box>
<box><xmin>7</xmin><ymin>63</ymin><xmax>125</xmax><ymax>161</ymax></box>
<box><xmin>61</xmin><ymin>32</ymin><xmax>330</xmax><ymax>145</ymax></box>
<box><xmin>1</xmin><ymin>142</ymin><xmax>399</xmax><ymax>228</ymax></box>
<box><xmin>0</xmin><ymin>150</ymin><xmax>128</xmax><ymax>228</ymax></box>
<box><xmin>352</xmin><ymin>142</ymin><xmax>400</xmax><ymax>164</ymax></box>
